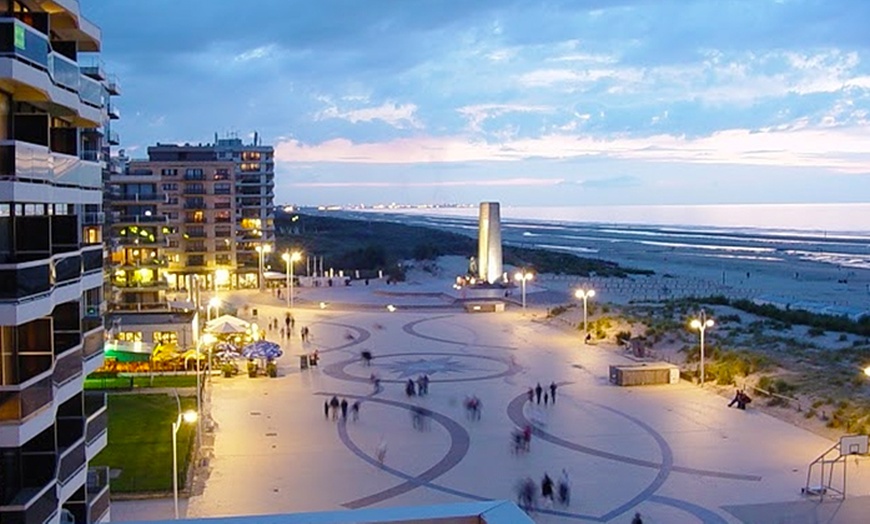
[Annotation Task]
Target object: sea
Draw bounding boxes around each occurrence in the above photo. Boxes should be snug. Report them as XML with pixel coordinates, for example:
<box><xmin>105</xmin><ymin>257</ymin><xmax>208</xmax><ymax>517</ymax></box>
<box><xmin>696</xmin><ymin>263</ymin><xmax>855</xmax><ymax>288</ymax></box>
<box><xmin>345</xmin><ymin>202</ymin><xmax>870</xmax><ymax>271</ymax></box>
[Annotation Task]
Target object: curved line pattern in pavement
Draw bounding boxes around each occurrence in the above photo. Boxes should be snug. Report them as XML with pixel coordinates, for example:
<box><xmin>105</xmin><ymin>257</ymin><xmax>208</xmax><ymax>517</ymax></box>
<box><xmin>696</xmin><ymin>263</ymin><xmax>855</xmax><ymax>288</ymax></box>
<box><xmin>402</xmin><ymin>317</ymin><xmax>517</xmax><ymax>350</ymax></box>
<box><xmin>314</xmin><ymin>393</ymin><xmax>471</xmax><ymax>509</ymax></box>
<box><xmin>506</xmin><ymin>393</ymin><xmax>761</xmax><ymax>482</ymax></box>
<box><xmin>309</xmin><ymin>321</ymin><xmax>372</xmax><ymax>353</ymax></box>
<box><xmin>321</xmin><ymin>352</ymin><xmax>520</xmax><ymax>384</ymax></box>
<box><xmin>507</xmin><ymin>393</ymin><xmax>755</xmax><ymax>523</ymax></box>
<box><xmin>648</xmin><ymin>495</ymin><xmax>729</xmax><ymax>524</ymax></box>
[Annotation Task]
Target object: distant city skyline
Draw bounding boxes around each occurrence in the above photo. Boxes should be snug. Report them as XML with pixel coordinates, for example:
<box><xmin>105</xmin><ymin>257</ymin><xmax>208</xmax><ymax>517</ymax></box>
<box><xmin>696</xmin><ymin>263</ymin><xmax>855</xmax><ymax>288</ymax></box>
<box><xmin>84</xmin><ymin>0</ymin><xmax>870</xmax><ymax>207</ymax></box>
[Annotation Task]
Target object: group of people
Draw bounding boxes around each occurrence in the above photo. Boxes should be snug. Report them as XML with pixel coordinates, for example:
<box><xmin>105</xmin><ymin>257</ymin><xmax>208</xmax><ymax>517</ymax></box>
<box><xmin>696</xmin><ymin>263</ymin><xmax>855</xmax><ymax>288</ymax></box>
<box><xmin>511</xmin><ymin>424</ymin><xmax>533</xmax><ymax>454</ymax></box>
<box><xmin>405</xmin><ymin>375</ymin><xmax>430</xmax><ymax>396</ymax></box>
<box><xmin>515</xmin><ymin>470</ymin><xmax>571</xmax><ymax>511</ymax></box>
<box><xmin>325</xmin><ymin>395</ymin><xmax>360</xmax><ymax>422</ymax></box>
<box><xmin>529</xmin><ymin>382</ymin><xmax>559</xmax><ymax>406</ymax></box>
<box><xmin>728</xmin><ymin>389</ymin><xmax>752</xmax><ymax>410</ymax></box>
<box><xmin>463</xmin><ymin>395</ymin><xmax>482</xmax><ymax>420</ymax></box>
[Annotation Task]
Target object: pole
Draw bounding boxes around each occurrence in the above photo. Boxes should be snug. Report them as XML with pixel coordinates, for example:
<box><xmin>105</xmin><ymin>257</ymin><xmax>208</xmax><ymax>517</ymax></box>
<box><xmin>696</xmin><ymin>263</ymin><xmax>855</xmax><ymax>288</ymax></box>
<box><xmin>172</xmin><ymin>388</ymin><xmax>181</xmax><ymax>519</ymax></box>
<box><xmin>700</xmin><ymin>326</ymin><xmax>706</xmax><ymax>385</ymax></box>
<box><xmin>258</xmin><ymin>248</ymin><xmax>263</xmax><ymax>292</ymax></box>
<box><xmin>521</xmin><ymin>278</ymin><xmax>527</xmax><ymax>310</ymax></box>
<box><xmin>583</xmin><ymin>296</ymin><xmax>588</xmax><ymax>336</ymax></box>
<box><xmin>285</xmin><ymin>254</ymin><xmax>291</xmax><ymax>309</ymax></box>
<box><xmin>290</xmin><ymin>260</ymin><xmax>295</xmax><ymax>310</ymax></box>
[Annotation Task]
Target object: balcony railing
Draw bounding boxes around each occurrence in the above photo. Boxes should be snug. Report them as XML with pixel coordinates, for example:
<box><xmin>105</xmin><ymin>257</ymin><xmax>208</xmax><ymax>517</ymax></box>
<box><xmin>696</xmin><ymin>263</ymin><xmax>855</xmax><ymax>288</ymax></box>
<box><xmin>83</xmin><ymin>329</ymin><xmax>104</xmax><ymax>360</ymax></box>
<box><xmin>0</xmin><ymin>376</ymin><xmax>53</xmax><ymax>423</ymax></box>
<box><xmin>87</xmin><ymin>467</ymin><xmax>110</xmax><ymax>524</ymax></box>
<box><xmin>0</xmin><ymin>482</ymin><xmax>58</xmax><ymax>524</ymax></box>
<box><xmin>58</xmin><ymin>439</ymin><xmax>86</xmax><ymax>487</ymax></box>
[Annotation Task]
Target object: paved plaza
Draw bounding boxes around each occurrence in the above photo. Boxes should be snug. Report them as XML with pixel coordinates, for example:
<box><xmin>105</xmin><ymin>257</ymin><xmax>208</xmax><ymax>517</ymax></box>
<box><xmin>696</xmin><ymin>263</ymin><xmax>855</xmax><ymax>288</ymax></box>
<box><xmin>113</xmin><ymin>281</ymin><xmax>870</xmax><ymax>523</ymax></box>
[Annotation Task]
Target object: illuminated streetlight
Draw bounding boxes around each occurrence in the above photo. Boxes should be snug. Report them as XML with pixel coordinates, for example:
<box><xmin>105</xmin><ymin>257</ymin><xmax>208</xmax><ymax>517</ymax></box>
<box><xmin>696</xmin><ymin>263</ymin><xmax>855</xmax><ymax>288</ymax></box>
<box><xmin>514</xmin><ymin>270</ymin><xmax>534</xmax><ymax>311</ymax></box>
<box><xmin>864</xmin><ymin>366</ymin><xmax>870</xmax><ymax>377</ymax></box>
<box><xmin>282</xmin><ymin>250</ymin><xmax>302</xmax><ymax>310</ymax></box>
<box><xmin>690</xmin><ymin>310</ymin><xmax>715</xmax><ymax>385</ymax></box>
<box><xmin>574</xmin><ymin>288</ymin><xmax>596</xmax><ymax>341</ymax></box>
<box><xmin>255</xmin><ymin>244</ymin><xmax>272</xmax><ymax>293</ymax></box>
<box><xmin>172</xmin><ymin>389</ymin><xmax>197</xmax><ymax>519</ymax></box>
<box><xmin>207</xmin><ymin>297</ymin><xmax>220</xmax><ymax>322</ymax></box>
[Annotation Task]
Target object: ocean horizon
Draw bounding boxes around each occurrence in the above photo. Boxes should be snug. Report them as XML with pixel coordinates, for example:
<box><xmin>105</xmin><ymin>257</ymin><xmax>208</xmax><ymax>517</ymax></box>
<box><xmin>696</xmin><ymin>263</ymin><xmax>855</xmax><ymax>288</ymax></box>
<box><xmin>368</xmin><ymin>202</ymin><xmax>870</xmax><ymax>237</ymax></box>
<box><xmin>344</xmin><ymin>202</ymin><xmax>870</xmax><ymax>271</ymax></box>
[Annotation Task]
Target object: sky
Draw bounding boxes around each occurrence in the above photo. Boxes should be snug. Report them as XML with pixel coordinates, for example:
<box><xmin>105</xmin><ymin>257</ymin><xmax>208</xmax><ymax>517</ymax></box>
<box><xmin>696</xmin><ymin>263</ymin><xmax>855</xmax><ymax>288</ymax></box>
<box><xmin>82</xmin><ymin>0</ymin><xmax>870</xmax><ymax>207</ymax></box>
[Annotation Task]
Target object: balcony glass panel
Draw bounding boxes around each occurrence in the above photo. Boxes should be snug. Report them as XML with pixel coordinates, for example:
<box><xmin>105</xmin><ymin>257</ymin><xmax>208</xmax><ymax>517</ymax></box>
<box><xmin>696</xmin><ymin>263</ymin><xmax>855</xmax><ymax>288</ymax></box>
<box><xmin>79</xmin><ymin>75</ymin><xmax>103</xmax><ymax>107</ymax></box>
<box><xmin>58</xmin><ymin>441</ymin><xmax>86</xmax><ymax>485</ymax></box>
<box><xmin>82</xmin><ymin>248</ymin><xmax>102</xmax><ymax>272</ymax></box>
<box><xmin>54</xmin><ymin>255</ymin><xmax>82</xmax><ymax>284</ymax></box>
<box><xmin>0</xmin><ymin>20</ymin><xmax>49</xmax><ymax>69</ymax></box>
<box><xmin>53</xmin><ymin>349</ymin><xmax>83</xmax><ymax>384</ymax></box>
<box><xmin>86</xmin><ymin>410</ymin><xmax>107</xmax><ymax>444</ymax></box>
<box><xmin>0</xmin><ymin>264</ymin><xmax>51</xmax><ymax>299</ymax></box>
<box><xmin>0</xmin><ymin>377</ymin><xmax>53</xmax><ymax>422</ymax></box>
<box><xmin>82</xmin><ymin>329</ymin><xmax>103</xmax><ymax>359</ymax></box>
<box><xmin>49</xmin><ymin>52</ymin><xmax>79</xmax><ymax>92</ymax></box>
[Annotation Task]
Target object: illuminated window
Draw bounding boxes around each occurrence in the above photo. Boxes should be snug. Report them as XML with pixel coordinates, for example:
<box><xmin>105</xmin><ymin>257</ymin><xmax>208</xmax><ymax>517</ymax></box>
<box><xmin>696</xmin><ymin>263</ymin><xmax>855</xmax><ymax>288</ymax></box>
<box><xmin>118</xmin><ymin>331</ymin><xmax>143</xmax><ymax>342</ymax></box>
<box><xmin>153</xmin><ymin>331</ymin><xmax>178</xmax><ymax>345</ymax></box>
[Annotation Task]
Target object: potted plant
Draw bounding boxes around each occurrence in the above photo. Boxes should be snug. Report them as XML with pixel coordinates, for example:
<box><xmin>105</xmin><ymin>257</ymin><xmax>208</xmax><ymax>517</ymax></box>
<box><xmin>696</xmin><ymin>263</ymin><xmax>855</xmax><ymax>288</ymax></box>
<box><xmin>247</xmin><ymin>360</ymin><xmax>258</xmax><ymax>378</ymax></box>
<box><xmin>266</xmin><ymin>360</ymin><xmax>277</xmax><ymax>378</ymax></box>
<box><xmin>221</xmin><ymin>362</ymin><xmax>236</xmax><ymax>378</ymax></box>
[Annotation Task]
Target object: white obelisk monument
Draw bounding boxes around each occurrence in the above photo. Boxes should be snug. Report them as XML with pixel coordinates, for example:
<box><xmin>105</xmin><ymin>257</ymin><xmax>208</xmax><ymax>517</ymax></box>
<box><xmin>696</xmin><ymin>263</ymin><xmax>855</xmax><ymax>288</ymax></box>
<box><xmin>477</xmin><ymin>202</ymin><xmax>503</xmax><ymax>284</ymax></box>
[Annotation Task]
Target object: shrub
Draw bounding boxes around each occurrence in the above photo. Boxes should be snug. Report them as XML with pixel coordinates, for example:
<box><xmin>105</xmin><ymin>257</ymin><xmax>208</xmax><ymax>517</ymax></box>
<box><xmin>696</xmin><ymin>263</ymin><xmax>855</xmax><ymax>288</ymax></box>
<box><xmin>615</xmin><ymin>330</ymin><xmax>632</xmax><ymax>344</ymax></box>
<box><xmin>808</xmin><ymin>326</ymin><xmax>826</xmax><ymax>337</ymax></box>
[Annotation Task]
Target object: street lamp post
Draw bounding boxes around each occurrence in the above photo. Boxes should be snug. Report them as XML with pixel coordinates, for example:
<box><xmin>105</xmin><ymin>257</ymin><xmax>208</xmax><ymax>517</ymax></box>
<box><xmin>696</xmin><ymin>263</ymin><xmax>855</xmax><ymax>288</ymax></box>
<box><xmin>690</xmin><ymin>310</ymin><xmax>715</xmax><ymax>385</ymax></box>
<box><xmin>171</xmin><ymin>389</ymin><xmax>197</xmax><ymax>519</ymax></box>
<box><xmin>282</xmin><ymin>251</ymin><xmax>302</xmax><ymax>310</ymax></box>
<box><xmin>514</xmin><ymin>270</ymin><xmax>534</xmax><ymax>311</ymax></box>
<box><xmin>255</xmin><ymin>244</ymin><xmax>271</xmax><ymax>293</ymax></box>
<box><xmin>574</xmin><ymin>288</ymin><xmax>596</xmax><ymax>341</ymax></box>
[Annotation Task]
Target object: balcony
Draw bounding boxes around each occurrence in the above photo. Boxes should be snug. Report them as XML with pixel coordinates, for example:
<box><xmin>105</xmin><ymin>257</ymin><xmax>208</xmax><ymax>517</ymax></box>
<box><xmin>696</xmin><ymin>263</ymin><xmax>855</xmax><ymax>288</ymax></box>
<box><xmin>113</xmin><ymin>214</ymin><xmax>169</xmax><ymax>224</ymax></box>
<box><xmin>0</xmin><ymin>376</ymin><xmax>53</xmax><ymax>424</ymax></box>
<box><xmin>0</xmin><ymin>482</ymin><xmax>59</xmax><ymax>524</ymax></box>
<box><xmin>107</xmin><ymin>130</ymin><xmax>119</xmax><ymax>145</ymax></box>
<box><xmin>111</xmin><ymin>192</ymin><xmax>163</xmax><ymax>202</ymax></box>
<box><xmin>82</xmin><ymin>328</ymin><xmax>104</xmax><ymax>361</ymax></box>
<box><xmin>107</xmin><ymin>104</ymin><xmax>120</xmax><ymax>120</ymax></box>
<box><xmin>183</xmin><ymin>201</ymin><xmax>207</xmax><ymax>210</ymax></box>
<box><xmin>183</xmin><ymin>187</ymin><xmax>206</xmax><ymax>195</ymax></box>
<box><xmin>184</xmin><ymin>245</ymin><xmax>207</xmax><ymax>253</ymax></box>
<box><xmin>0</xmin><ymin>140</ymin><xmax>102</xmax><ymax>190</ymax></box>
<box><xmin>58</xmin><ymin>439</ymin><xmax>86</xmax><ymax>490</ymax></box>
<box><xmin>87</xmin><ymin>467</ymin><xmax>110</xmax><ymax>524</ymax></box>
<box><xmin>184</xmin><ymin>172</ymin><xmax>205</xmax><ymax>181</ymax></box>
<box><xmin>79</xmin><ymin>55</ymin><xmax>105</xmax><ymax>81</ymax></box>
<box><xmin>107</xmin><ymin>74</ymin><xmax>121</xmax><ymax>95</ymax></box>
<box><xmin>82</xmin><ymin>212</ymin><xmax>104</xmax><ymax>225</ymax></box>
<box><xmin>80</xmin><ymin>74</ymin><xmax>103</xmax><ymax>107</ymax></box>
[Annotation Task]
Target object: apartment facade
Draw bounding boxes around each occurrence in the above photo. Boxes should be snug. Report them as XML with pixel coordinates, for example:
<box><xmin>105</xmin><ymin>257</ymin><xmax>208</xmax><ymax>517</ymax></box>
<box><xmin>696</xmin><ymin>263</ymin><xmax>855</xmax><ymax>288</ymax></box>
<box><xmin>143</xmin><ymin>136</ymin><xmax>275</xmax><ymax>289</ymax></box>
<box><xmin>0</xmin><ymin>1</ymin><xmax>111</xmax><ymax>523</ymax></box>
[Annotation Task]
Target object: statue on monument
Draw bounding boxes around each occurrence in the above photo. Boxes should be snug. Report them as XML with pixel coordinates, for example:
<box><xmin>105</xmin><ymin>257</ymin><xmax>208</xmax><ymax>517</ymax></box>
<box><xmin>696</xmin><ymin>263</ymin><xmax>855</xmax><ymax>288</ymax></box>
<box><xmin>468</xmin><ymin>256</ymin><xmax>478</xmax><ymax>276</ymax></box>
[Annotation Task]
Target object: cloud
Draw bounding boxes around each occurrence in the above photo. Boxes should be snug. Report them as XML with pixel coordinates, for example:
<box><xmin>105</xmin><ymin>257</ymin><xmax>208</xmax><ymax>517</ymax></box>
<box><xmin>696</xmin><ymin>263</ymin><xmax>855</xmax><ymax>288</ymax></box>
<box><xmin>457</xmin><ymin>103</ymin><xmax>553</xmax><ymax>132</ymax></box>
<box><xmin>316</xmin><ymin>101</ymin><xmax>423</xmax><ymax>129</ymax></box>
<box><xmin>289</xmin><ymin>177</ymin><xmax>563</xmax><ymax>188</ymax></box>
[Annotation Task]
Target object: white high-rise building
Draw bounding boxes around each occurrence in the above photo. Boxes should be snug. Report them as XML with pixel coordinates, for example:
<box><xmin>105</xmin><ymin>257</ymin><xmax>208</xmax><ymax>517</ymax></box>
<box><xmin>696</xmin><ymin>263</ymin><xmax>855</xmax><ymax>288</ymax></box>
<box><xmin>0</xmin><ymin>1</ymin><xmax>113</xmax><ymax>522</ymax></box>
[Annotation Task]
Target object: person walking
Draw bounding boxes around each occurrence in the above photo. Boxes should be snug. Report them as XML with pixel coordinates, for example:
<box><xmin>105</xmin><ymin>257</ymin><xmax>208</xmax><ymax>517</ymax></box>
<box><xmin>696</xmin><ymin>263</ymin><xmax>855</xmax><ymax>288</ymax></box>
<box><xmin>323</xmin><ymin>400</ymin><xmax>329</xmax><ymax>419</ymax></box>
<box><xmin>558</xmin><ymin>469</ymin><xmax>571</xmax><ymax>506</ymax></box>
<box><xmin>340</xmin><ymin>398</ymin><xmax>348</xmax><ymax>419</ymax></box>
<box><xmin>376</xmin><ymin>437</ymin><xmax>388</xmax><ymax>464</ymax></box>
<box><xmin>329</xmin><ymin>396</ymin><xmax>340</xmax><ymax>420</ymax></box>
<box><xmin>631</xmin><ymin>512</ymin><xmax>643</xmax><ymax>524</ymax></box>
<box><xmin>550</xmin><ymin>382</ymin><xmax>557</xmax><ymax>404</ymax></box>
<box><xmin>535</xmin><ymin>383</ymin><xmax>543</xmax><ymax>404</ymax></box>
<box><xmin>352</xmin><ymin>400</ymin><xmax>360</xmax><ymax>421</ymax></box>
<box><xmin>541</xmin><ymin>473</ymin><xmax>554</xmax><ymax>506</ymax></box>
<box><xmin>544</xmin><ymin>392</ymin><xmax>549</xmax><ymax>406</ymax></box>
<box><xmin>527</xmin><ymin>387</ymin><xmax>534</xmax><ymax>403</ymax></box>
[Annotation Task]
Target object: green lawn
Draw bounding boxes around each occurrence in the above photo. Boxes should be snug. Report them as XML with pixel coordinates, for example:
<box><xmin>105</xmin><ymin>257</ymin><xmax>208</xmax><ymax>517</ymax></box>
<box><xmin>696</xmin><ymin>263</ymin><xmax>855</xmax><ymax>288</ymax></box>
<box><xmin>84</xmin><ymin>374</ymin><xmax>199</xmax><ymax>391</ymax></box>
<box><xmin>90</xmin><ymin>394</ymin><xmax>197</xmax><ymax>493</ymax></box>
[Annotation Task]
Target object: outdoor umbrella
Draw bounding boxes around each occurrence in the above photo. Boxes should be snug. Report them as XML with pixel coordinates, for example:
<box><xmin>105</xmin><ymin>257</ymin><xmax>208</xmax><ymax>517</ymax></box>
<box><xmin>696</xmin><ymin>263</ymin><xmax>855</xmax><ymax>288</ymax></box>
<box><xmin>214</xmin><ymin>342</ymin><xmax>241</xmax><ymax>362</ymax></box>
<box><xmin>242</xmin><ymin>340</ymin><xmax>283</xmax><ymax>360</ymax></box>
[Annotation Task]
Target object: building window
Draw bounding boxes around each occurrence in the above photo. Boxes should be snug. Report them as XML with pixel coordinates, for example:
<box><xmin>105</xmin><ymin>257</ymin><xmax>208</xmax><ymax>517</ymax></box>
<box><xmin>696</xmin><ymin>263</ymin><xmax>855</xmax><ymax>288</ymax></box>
<box><xmin>241</xmin><ymin>151</ymin><xmax>261</xmax><ymax>161</ymax></box>
<box><xmin>161</xmin><ymin>168</ymin><xmax>178</xmax><ymax>177</ymax></box>
<box><xmin>162</xmin><ymin>183</ymin><xmax>178</xmax><ymax>191</ymax></box>
<box><xmin>216</xmin><ymin>254</ymin><xmax>231</xmax><ymax>265</ymax></box>
<box><xmin>240</xmin><ymin>162</ymin><xmax>260</xmax><ymax>172</ymax></box>
<box><xmin>214</xmin><ymin>183</ymin><xmax>231</xmax><ymax>195</ymax></box>
<box><xmin>153</xmin><ymin>331</ymin><xmax>178</xmax><ymax>345</ymax></box>
<box><xmin>214</xmin><ymin>168</ymin><xmax>230</xmax><ymax>180</ymax></box>
<box><xmin>117</xmin><ymin>331</ymin><xmax>143</xmax><ymax>342</ymax></box>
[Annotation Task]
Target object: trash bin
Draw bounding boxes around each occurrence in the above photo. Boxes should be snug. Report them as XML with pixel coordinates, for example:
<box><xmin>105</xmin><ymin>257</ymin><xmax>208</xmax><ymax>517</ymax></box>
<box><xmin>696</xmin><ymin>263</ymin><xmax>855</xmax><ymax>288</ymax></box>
<box><xmin>299</xmin><ymin>354</ymin><xmax>309</xmax><ymax>369</ymax></box>
<box><xmin>252</xmin><ymin>308</ymin><xmax>258</xmax><ymax>318</ymax></box>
